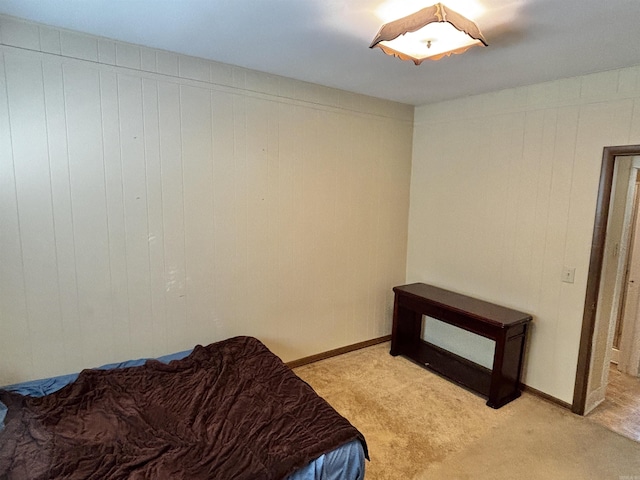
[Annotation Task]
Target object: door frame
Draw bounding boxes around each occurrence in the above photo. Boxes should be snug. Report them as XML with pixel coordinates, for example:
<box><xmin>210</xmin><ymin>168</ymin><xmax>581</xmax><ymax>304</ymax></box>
<box><xmin>573</xmin><ymin>144</ymin><xmax>640</xmax><ymax>415</ymax></box>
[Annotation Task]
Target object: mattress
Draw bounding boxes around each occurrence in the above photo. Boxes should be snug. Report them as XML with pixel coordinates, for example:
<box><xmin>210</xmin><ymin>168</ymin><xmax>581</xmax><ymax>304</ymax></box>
<box><xmin>0</xmin><ymin>338</ymin><xmax>366</xmax><ymax>479</ymax></box>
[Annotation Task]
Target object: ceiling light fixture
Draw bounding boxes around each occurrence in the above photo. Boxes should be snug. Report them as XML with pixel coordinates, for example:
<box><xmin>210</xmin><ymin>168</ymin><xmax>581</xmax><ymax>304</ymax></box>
<box><xmin>370</xmin><ymin>2</ymin><xmax>488</xmax><ymax>65</ymax></box>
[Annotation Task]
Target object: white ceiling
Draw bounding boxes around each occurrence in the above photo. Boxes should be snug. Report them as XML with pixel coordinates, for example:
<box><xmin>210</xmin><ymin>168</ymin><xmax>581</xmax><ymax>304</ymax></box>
<box><xmin>1</xmin><ymin>0</ymin><xmax>639</xmax><ymax>106</ymax></box>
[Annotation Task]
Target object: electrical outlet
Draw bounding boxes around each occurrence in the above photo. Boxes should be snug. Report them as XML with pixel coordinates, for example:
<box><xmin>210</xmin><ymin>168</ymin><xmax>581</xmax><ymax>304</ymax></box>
<box><xmin>562</xmin><ymin>266</ymin><xmax>576</xmax><ymax>284</ymax></box>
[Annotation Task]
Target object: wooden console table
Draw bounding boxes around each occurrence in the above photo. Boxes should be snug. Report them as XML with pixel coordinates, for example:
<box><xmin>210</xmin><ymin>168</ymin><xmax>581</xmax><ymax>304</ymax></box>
<box><xmin>391</xmin><ymin>283</ymin><xmax>532</xmax><ymax>408</ymax></box>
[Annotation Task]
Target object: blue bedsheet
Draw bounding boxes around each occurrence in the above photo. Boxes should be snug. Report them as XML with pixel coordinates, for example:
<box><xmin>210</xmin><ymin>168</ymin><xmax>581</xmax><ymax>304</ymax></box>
<box><xmin>0</xmin><ymin>351</ymin><xmax>365</xmax><ymax>480</ymax></box>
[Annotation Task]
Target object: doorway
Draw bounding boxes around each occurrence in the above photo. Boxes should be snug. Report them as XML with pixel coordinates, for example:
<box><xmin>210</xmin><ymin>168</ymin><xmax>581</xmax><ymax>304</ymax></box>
<box><xmin>573</xmin><ymin>145</ymin><xmax>640</xmax><ymax>416</ymax></box>
<box><xmin>614</xmin><ymin>168</ymin><xmax>640</xmax><ymax>377</ymax></box>
<box><xmin>584</xmin><ymin>155</ymin><xmax>640</xmax><ymax>440</ymax></box>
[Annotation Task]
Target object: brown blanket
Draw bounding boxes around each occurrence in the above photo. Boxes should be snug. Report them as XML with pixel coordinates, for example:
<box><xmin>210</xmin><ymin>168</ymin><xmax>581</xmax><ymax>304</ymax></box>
<box><xmin>0</xmin><ymin>336</ymin><xmax>367</xmax><ymax>479</ymax></box>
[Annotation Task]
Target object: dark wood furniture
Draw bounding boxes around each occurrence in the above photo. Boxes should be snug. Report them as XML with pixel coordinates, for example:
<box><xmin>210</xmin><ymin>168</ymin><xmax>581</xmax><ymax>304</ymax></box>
<box><xmin>391</xmin><ymin>283</ymin><xmax>532</xmax><ymax>408</ymax></box>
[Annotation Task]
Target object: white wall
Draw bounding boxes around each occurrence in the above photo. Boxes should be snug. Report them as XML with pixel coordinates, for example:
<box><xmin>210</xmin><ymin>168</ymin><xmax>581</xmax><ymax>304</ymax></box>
<box><xmin>0</xmin><ymin>16</ymin><xmax>414</xmax><ymax>386</ymax></box>
<box><xmin>410</xmin><ymin>65</ymin><xmax>640</xmax><ymax>403</ymax></box>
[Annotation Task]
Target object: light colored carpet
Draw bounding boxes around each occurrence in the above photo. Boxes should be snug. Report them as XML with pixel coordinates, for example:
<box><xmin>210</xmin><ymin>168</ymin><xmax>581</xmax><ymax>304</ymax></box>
<box><xmin>293</xmin><ymin>342</ymin><xmax>640</xmax><ymax>480</ymax></box>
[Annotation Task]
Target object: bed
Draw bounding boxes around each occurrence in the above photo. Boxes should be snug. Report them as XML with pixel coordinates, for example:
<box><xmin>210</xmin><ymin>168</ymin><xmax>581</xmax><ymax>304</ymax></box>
<box><xmin>0</xmin><ymin>336</ymin><xmax>367</xmax><ymax>479</ymax></box>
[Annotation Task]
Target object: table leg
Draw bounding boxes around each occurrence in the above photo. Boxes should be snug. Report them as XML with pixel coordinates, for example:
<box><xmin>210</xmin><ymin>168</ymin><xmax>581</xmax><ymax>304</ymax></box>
<box><xmin>390</xmin><ymin>298</ymin><xmax>422</xmax><ymax>356</ymax></box>
<box><xmin>487</xmin><ymin>324</ymin><xmax>527</xmax><ymax>408</ymax></box>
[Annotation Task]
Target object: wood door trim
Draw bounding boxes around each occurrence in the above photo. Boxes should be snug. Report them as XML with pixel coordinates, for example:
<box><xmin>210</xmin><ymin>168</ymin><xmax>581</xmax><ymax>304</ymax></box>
<box><xmin>573</xmin><ymin>144</ymin><xmax>640</xmax><ymax>414</ymax></box>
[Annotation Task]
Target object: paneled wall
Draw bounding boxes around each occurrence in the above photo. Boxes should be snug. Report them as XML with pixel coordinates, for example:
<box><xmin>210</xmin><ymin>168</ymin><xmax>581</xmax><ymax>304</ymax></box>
<box><xmin>411</xmin><ymin>66</ymin><xmax>640</xmax><ymax>403</ymax></box>
<box><xmin>0</xmin><ymin>16</ymin><xmax>414</xmax><ymax>385</ymax></box>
